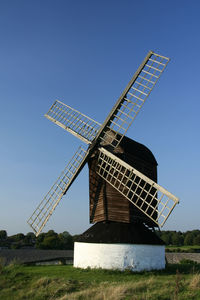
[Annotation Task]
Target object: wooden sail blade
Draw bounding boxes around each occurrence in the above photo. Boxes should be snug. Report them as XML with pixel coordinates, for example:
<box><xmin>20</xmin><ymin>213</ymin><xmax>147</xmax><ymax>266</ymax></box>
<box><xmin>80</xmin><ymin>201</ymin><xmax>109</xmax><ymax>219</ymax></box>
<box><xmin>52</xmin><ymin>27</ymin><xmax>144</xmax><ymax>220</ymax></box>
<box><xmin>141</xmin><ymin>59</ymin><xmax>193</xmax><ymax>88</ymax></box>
<box><xmin>45</xmin><ymin>100</ymin><xmax>101</xmax><ymax>144</ymax></box>
<box><xmin>96</xmin><ymin>147</ymin><xmax>179</xmax><ymax>227</ymax></box>
<box><xmin>27</xmin><ymin>146</ymin><xmax>89</xmax><ymax>236</ymax></box>
<box><xmin>96</xmin><ymin>51</ymin><xmax>170</xmax><ymax>149</ymax></box>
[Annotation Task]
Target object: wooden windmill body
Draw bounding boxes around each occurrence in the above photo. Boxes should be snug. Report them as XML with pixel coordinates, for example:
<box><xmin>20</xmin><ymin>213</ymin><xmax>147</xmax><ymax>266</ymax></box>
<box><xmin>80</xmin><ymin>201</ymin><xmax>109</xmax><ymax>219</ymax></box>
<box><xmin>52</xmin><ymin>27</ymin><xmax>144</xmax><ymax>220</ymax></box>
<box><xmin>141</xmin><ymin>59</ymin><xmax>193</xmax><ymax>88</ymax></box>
<box><xmin>89</xmin><ymin>136</ymin><xmax>157</xmax><ymax>226</ymax></box>
<box><xmin>28</xmin><ymin>51</ymin><xmax>179</xmax><ymax>271</ymax></box>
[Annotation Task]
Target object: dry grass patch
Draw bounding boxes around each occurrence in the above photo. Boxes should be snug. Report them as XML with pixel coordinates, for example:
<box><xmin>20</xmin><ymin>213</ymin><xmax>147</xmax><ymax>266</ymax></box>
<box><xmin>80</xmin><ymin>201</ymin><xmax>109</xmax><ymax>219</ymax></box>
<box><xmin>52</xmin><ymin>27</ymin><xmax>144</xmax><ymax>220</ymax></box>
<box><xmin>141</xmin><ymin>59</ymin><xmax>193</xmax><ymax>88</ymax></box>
<box><xmin>33</xmin><ymin>276</ymin><xmax>54</xmax><ymax>287</ymax></box>
<box><xmin>25</xmin><ymin>277</ymin><xmax>85</xmax><ymax>299</ymax></box>
<box><xmin>189</xmin><ymin>274</ymin><xmax>200</xmax><ymax>290</ymax></box>
<box><xmin>58</xmin><ymin>279</ymin><xmax>159</xmax><ymax>300</ymax></box>
<box><xmin>57</xmin><ymin>276</ymin><xmax>188</xmax><ymax>300</ymax></box>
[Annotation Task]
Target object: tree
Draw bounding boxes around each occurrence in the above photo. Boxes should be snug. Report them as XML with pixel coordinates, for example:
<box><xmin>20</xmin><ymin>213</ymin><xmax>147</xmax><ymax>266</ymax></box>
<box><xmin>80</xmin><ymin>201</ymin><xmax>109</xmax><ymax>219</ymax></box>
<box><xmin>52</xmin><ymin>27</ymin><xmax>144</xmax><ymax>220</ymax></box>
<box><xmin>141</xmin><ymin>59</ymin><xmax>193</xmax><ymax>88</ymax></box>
<box><xmin>36</xmin><ymin>230</ymin><xmax>62</xmax><ymax>249</ymax></box>
<box><xmin>40</xmin><ymin>235</ymin><xmax>61</xmax><ymax>249</ymax></box>
<box><xmin>11</xmin><ymin>233</ymin><xmax>25</xmax><ymax>242</ymax></box>
<box><xmin>193</xmin><ymin>234</ymin><xmax>200</xmax><ymax>246</ymax></box>
<box><xmin>177</xmin><ymin>232</ymin><xmax>184</xmax><ymax>246</ymax></box>
<box><xmin>184</xmin><ymin>233</ymin><xmax>194</xmax><ymax>246</ymax></box>
<box><xmin>45</xmin><ymin>230</ymin><xmax>57</xmax><ymax>237</ymax></box>
<box><xmin>35</xmin><ymin>233</ymin><xmax>46</xmax><ymax>249</ymax></box>
<box><xmin>24</xmin><ymin>232</ymin><xmax>36</xmax><ymax>246</ymax></box>
<box><xmin>171</xmin><ymin>231</ymin><xmax>184</xmax><ymax>246</ymax></box>
<box><xmin>0</xmin><ymin>230</ymin><xmax>8</xmax><ymax>247</ymax></box>
<box><xmin>61</xmin><ymin>231</ymin><xmax>71</xmax><ymax>238</ymax></box>
<box><xmin>73</xmin><ymin>234</ymin><xmax>81</xmax><ymax>242</ymax></box>
<box><xmin>58</xmin><ymin>231</ymin><xmax>73</xmax><ymax>249</ymax></box>
<box><xmin>7</xmin><ymin>233</ymin><xmax>25</xmax><ymax>248</ymax></box>
<box><xmin>160</xmin><ymin>231</ymin><xmax>171</xmax><ymax>245</ymax></box>
<box><xmin>0</xmin><ymin>230</ymin><xmax>7</xmax><ymax>241</ymax></box>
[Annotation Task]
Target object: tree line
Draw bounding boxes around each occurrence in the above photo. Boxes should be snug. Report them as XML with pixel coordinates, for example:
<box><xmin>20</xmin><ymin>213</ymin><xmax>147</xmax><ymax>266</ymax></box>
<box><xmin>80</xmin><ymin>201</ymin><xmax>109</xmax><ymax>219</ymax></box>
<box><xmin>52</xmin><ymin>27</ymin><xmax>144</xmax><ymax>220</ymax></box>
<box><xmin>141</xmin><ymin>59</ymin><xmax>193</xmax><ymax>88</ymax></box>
<box><xmin>0</xmin><ymin>229</ymin><xmax>200</xmax><ymax>250</ymax></box>
<box><xmin>0</xmin><ymin>230</ymin><xmax>76</xmax><ymax>250</ymax></box>
<box><xmin>157</xmin><ymin>230</ymin><xmax>200</xmax><ymax>246</ymax></box>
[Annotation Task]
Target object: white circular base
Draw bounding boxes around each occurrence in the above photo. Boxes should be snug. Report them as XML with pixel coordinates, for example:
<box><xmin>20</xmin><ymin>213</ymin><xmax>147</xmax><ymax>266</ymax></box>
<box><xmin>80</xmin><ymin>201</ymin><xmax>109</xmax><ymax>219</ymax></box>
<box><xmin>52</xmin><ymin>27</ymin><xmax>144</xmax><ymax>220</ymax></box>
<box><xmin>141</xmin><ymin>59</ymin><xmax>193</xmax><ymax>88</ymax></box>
<box><xmin>74</xmin><ymin>242</ymin><xmax>165</xmax><ymax>271</ymax></box>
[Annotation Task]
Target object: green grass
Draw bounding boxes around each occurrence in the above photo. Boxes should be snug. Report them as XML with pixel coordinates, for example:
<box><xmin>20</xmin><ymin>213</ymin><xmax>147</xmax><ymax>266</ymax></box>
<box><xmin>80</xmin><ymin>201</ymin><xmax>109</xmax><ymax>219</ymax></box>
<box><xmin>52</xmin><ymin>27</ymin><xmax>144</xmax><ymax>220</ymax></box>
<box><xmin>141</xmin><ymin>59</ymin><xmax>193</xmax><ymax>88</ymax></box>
<box><xmin>0</xmin><ymin>263</ymin><xmax>200</xmax><ymax>299</ymax></box>
<box><xmin>166</xmin><ymin>245</ymin><xmax>200</xmax><ymax>252</ymax></box>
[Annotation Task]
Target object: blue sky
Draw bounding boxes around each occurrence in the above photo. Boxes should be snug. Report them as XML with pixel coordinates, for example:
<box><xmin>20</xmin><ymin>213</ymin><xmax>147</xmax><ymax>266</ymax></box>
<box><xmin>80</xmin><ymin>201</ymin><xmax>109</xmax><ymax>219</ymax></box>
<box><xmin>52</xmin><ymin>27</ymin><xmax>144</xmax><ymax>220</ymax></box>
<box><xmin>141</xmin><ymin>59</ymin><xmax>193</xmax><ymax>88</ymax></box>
<box><xmin>0</xmin><ymin>0</ymin><xmax>200</xmax><ymax>235</ymax></box>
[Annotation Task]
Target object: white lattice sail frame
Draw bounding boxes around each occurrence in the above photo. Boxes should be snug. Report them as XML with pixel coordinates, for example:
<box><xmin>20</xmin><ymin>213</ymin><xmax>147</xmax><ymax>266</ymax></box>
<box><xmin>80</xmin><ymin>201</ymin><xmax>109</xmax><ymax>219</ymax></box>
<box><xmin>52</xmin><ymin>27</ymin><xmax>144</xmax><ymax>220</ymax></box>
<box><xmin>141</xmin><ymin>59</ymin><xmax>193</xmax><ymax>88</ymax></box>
<box><xmin>44</xmin><ymin>52</ymin><xmax>170</xmax><ymax>151</ymax></box>
<box><xmin>45</xmin><ymin>100</ymin><xmax>101</xmax><ymax>144</ymax></box>
<box><xmin>27</xmin><ymin>146</ymin><xmax>88</xmax><ymax>236</ymax></box>
<box><xmin>96</xmin><ymin>147</ymin><xmax>179</xmax><ymax>227</ymax></box>
<box><xmin>97</xmin><ymin>52</ymin><xmax>170</xmax><ymax>150</ymax></box>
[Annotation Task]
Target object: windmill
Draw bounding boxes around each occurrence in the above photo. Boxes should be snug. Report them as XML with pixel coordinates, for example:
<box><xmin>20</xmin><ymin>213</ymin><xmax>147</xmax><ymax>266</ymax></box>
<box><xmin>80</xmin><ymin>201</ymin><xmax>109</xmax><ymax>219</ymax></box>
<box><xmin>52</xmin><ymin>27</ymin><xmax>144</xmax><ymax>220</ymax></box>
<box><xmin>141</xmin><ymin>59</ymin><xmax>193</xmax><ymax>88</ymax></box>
<box><xmin>28</xmin><ymin>51</ymin><xmax>179</xmax><ymax>271</ymax></box>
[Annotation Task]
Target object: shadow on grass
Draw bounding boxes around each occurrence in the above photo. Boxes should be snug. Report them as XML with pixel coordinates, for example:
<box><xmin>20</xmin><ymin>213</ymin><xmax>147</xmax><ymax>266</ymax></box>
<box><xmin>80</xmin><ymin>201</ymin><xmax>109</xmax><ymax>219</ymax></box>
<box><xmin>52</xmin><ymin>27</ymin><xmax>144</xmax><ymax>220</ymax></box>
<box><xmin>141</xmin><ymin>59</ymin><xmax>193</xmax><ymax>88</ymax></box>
<box><xmin>161</xmin><ymin>262</ymin><xmax>200</xmax><ymax>275</ymax></box>
<box><xmin>3</xmin><ymin>261</ymin><xmax>200</xmax><ymax>284</ymax></box>
<box><xmin>71</xmin><ymin>262</ymin><xmax>200</xmax><ymax>277</ymax></box>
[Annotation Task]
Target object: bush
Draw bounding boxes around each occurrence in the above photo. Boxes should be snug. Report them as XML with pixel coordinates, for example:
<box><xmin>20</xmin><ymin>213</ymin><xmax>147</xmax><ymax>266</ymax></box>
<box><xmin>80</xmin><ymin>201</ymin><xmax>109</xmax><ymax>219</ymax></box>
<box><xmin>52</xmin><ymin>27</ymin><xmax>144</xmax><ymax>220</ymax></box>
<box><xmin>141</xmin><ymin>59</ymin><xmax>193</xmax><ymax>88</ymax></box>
<box><xmin>0</xmin><ymin>257</ymin><xmax>6</xmax><ymax>274</ymax></box>
<box><xmin>179</xmin><ymin>259</ymin><xmax>198</xmax><ymax>265</ymax></box>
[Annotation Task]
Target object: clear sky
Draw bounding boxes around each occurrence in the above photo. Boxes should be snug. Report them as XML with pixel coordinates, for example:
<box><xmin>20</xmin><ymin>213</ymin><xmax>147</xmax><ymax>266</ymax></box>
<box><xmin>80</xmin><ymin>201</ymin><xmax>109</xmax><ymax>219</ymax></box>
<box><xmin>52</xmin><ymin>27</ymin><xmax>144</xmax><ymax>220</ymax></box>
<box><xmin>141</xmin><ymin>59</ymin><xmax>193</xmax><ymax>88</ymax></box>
<box><xmin>0</xmin><ymin>0</ymin><xmax>200</xmax><ymax>236</ymax></box>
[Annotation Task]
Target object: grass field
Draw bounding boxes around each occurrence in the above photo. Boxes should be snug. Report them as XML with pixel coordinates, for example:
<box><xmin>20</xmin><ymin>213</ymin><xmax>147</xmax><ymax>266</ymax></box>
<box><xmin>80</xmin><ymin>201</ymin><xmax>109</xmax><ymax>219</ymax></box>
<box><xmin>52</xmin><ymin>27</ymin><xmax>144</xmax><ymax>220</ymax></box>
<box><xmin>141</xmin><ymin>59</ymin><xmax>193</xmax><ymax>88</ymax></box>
<box><xmin>0</xmin><ymin>261</ymin><xmax>200</xmax><ymax>299</ymax></box>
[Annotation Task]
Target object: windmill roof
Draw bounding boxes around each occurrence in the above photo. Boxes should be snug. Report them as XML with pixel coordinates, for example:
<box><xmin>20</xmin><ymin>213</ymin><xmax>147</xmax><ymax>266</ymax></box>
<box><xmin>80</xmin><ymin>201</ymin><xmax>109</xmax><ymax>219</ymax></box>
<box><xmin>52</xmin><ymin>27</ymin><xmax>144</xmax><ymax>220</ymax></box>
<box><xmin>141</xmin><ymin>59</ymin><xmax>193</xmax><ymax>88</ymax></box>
<box><xmin>119</xmin><ymin>136</ymin><xmax>158</xmax><ymax>165</ymax></box>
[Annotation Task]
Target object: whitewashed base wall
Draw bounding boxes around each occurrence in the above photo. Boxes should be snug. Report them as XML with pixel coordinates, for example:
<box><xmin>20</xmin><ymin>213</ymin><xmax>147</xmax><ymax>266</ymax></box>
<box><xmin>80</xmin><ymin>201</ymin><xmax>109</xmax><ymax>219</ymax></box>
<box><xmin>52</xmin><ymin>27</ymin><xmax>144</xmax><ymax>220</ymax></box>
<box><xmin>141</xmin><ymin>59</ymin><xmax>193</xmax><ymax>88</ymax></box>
<box><xmin>74</xmin><ymin>242</ymin><xmax>165</xmax><ymax>271</ymax></box>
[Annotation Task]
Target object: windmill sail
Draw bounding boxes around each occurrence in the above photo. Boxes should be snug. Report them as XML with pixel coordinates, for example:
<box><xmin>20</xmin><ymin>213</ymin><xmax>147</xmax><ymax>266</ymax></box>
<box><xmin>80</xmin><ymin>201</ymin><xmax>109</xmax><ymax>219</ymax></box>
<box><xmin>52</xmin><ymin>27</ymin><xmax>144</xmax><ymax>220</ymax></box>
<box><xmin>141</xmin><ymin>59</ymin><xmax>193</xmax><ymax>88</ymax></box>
<box><xmin>96</xmin><ymin>147</ymin><xmax>179</xmax><ymax>227</ymax></box>
<box><xmin>45</xmin><ymin>100</ymin><xmax>101</xmax><ymax>144</ymax></box>
<box><xmin>27</xmin><ymin>146</ymin><xmax>89</xmax><ymax>236</ymax></box>
<box><xmin>45</xmin><ymin>52</ymin><xmax>169</xmax><ymax>151</ymax></box>
<box><xmin>96</xmin><ymin>52</ymin><xmax>170</xmax><ymax>150</ymax></box>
